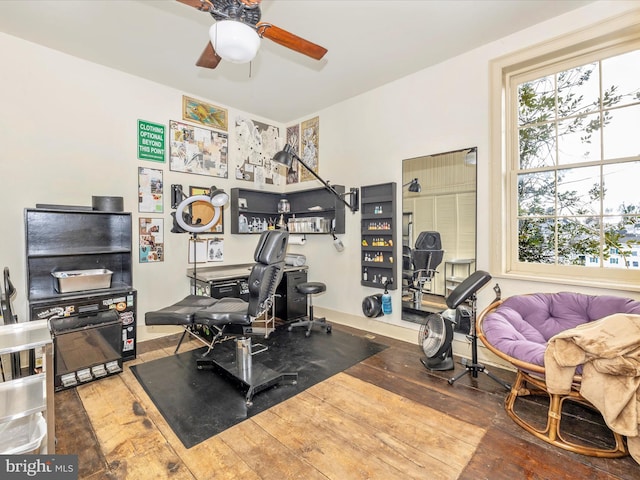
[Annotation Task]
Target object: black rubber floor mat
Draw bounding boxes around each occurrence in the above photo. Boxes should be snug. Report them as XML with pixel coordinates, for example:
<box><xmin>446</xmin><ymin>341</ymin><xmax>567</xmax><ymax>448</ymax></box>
<box><xmin>131</xmin><ymin>327</ymin><xmax>386</xmax><ymax>448</ymax></box>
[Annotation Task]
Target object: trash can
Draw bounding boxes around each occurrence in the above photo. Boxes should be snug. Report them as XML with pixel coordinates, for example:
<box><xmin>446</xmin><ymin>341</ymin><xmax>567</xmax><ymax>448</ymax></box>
<box><xmin>0</xmin><ymin>412</ymin><xmax>47</xmax><ymax>454</ymax></box>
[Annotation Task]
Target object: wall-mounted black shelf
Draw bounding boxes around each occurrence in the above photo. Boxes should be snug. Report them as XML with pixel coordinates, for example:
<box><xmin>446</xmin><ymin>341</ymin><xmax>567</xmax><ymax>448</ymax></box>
<box><xmin>230</xmin><ymin>186</ymin><xmax>346</xmax><ymax>235</ymax></box>
<box><xmin>360</xmin><ymin>182</ymin><xmax>397</xmax><ymax>290</ymax></box>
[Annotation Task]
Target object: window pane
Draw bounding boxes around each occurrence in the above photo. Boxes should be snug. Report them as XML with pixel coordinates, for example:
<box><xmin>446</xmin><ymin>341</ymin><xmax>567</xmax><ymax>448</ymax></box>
<box><xmin>518</xmin><ymin>171</ymin><xmax>555</xmax><ymax>215</ymax></box>
<box><xmin>603</xmin><ymin>104</ymin><xmax>640</xmax><ymax>159</ymax></box>
<box><xmin>557</xmin><ymin>112</ymin><xmax>601</xmax><ymax>164</ymax></box>
<box><xmin>557</xmin><ymin>166</ymin><xmax>601</xmax><ymax>216</ymax></box>
<box><xmin>603</xmin><ymin>215</ymin><xmax>640</xmax><ymax>269</ymax></box>
<box><xmin>518</xmin><ymin>75</ymin><xmax>555</xmax><ymax>126</ymax></box>
<box><xmin>518</xmin><ymin>218</ymin><xmax>555</xmax><ymax>263</ymax></box>
<box><xmin>602</xmin><ymin>50</ymin><xmax>640</xmax><ymax>109</ymax></box>
<box><xmin>557</xmin><ymin>217</ymin><xmax>600</xmax><ymax>265</ymax></box>
<box><xmin>557</xmin><ymin>62</ymin><xmax>599</xmax><ymax>118</ymax></box>
<box><xmin>603</xmin><ymin>161</ymin><xmax>640</xmax><ymax>213</ymax></box>
<box><xmin>519</xmin><ymin>124</ymin><xmax>556</xmax><ymax>168</ymax></box>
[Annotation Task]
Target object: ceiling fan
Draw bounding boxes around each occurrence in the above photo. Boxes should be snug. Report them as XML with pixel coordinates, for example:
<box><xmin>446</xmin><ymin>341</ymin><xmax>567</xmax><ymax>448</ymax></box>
<box><xmin>178</xmin><ymin>0</ymin><xmax>328</xmax><ymax>68</ymax></box>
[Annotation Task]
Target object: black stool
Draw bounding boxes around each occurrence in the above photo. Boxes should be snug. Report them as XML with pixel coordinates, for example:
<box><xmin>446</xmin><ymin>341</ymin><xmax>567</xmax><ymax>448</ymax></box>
<box><xmin>288</xmin><ymin>281</ymin><xmax>331</xmax><ymax>337</ymax></box>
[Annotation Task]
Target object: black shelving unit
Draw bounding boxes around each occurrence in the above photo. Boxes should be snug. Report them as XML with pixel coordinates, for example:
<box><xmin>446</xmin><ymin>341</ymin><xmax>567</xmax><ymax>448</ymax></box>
<box><xmin>24</xmin><ymin>208</ymin><xmax>137</xmax><ymax>366</ymax></box>
<box><xmin>360</xmin><ymin>182</ymin><xmax>397</xmax><ymax>290</ymax></box>
<box><xmin>25</xmin><ymin>209</ymin><xmax>133</xmax><ymax>302</ymax></box>
<box><xmin>230</xmin><ymin>186</ymin><xmax>345</xmax><ymax>235</ymax></box>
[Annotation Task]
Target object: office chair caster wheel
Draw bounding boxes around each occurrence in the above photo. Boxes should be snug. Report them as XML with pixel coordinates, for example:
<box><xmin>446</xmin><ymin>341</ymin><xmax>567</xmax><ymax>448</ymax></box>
<box><xmin>326</xmin><ymin>325</ymin><xmax>332</xmax><ymax>333</ymax></box>
<box><xmin>305</xmin><ymin>331</ymin><xmax>311</xmax><ymax>337</ymax></box>
<box><xmin>287</xmin><ymin>325</ymin><xmax>293</xmax><ymax>332</ymax></box>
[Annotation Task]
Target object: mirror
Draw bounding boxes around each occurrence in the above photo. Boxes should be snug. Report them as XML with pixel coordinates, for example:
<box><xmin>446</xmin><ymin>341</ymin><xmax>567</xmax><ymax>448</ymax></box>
<box><xmin>401</xmin><ymin>147</ymin><xmax>477</xmax><ymax>323</ymax></box>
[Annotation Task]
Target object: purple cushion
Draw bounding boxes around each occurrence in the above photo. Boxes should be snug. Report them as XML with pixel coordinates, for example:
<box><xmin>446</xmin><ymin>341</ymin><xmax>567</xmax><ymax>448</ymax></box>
<box><xmin>482</xmin><ymin>292</ymin><xmax>640</xmax><ymax>367</ymax></box>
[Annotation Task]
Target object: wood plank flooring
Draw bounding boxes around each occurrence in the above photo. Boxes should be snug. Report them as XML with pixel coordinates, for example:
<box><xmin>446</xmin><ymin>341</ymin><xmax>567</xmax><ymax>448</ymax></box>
<box><xmin>54</xmin><ymin>324</ymin><xmax>639</xmax><ymax>479</ymax></box>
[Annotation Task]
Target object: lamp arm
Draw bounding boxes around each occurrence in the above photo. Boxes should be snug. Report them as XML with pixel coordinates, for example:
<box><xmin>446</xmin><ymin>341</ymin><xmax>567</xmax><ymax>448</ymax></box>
<box><xmin>288</xmin><ymin>149</ymin><xmax>358</xmax><ymax>213</ymax></box>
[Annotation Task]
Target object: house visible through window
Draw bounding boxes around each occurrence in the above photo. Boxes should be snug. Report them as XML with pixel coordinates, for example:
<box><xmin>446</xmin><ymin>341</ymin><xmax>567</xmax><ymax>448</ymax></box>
<box><xmin>491</xmin><ymin>15</ymin><xmax>640</xmax><ymax>288</ymax></box>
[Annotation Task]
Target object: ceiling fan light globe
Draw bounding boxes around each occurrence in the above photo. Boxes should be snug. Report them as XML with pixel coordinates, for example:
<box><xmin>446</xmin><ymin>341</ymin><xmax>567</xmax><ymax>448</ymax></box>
<box><xmin>209</xmin><ymin>20</ymin><xmax>260</xmax><ymax>64</ymax></box>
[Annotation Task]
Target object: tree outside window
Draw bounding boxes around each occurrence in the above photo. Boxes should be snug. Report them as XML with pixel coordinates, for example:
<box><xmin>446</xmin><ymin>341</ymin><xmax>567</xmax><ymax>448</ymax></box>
<box><xmin>515</xmin><ymin>48</ymin><xmax>640</xmax><ymax>271</ymax></box>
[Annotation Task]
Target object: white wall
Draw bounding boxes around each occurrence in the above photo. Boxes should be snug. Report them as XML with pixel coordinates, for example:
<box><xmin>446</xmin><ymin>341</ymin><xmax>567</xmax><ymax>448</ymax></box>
<box><xmin>0</xmin><ymin>32</ymin><xmax>287</xmax><ymax>341</ymax></box>
<box><xmin>303</xmin><ymin>1</ymin><xmax>640</xmax><ymax>328</ymax></box>
<box><xmin>1</xmin><ymin>1</ymin><xmax>638</xmax><ymax>350</ymax></box>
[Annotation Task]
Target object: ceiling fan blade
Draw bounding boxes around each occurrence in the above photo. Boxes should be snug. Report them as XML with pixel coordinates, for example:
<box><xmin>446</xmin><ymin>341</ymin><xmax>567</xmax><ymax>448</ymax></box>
<box><xmin>176</xmin><ymin>0</ymin><xmax>213</xmax><ymax>12</ymax></box>
<box><xmin>196</xmin><ymin>42</ymin><xmax>222</xmax><ymax>69</ymax></box>
<box><xmin>257</xmin><ymin>23</ymin><xmax>327</xmax><ymax>60</ymax></box>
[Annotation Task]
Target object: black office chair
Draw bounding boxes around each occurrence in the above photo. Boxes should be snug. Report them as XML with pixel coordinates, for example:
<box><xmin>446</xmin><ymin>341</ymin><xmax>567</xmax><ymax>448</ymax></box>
<box><xmin>407</xmin><ymin>231</ymin><xmax>444</xmax><ymax>306</ymax></box>
<box><xmin>1</xmin><ymin>268</ymin><xmax>22</xmax><ymax>379</ymax></box>
<box><xmin>1</xmin><ymin>267</ymin><xmax>17</xmax><ymax>325</ymax></box>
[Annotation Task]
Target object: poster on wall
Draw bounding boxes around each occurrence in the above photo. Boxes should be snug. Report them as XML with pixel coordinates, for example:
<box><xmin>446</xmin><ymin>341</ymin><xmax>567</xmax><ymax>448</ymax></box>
<box><xmin>300</xmin><ymin>116</ymin><xmax>320</xmax><ymax>182</ymax></box>
<box><xmin>138</xmin><ymin>120</ymin><xmax>166</xmax><ymax>162</ymax></box>
<box><xmin>169</xmin><ymin>120</ymin><xmax>228</xmax><ymax>178</ymax></box>
<box><xmin>207</xmin><ymin>238</ymin><xmax>224</xmax><ymax>262</ymax></box>
<box><xmin>188</xmin><ymin>237</ymin><xmax>208</xmax><ymax>264</ymax></box>
<box><xmin>182</xmin><ymin>95</ymin><xmax>228</xmax><ymax>131</ymax></box>
<box><xmin>233</xmin><ymin>116</ymin><xmax>284</xmax><ymax>185</ymax></box>
<box><xmin>139</xmin><ymin>218</ymin><xmax>164</xmax><ymax>263</ymax></box>
<box><xmin>138</xmin><ymin>167</ymin><xmax>163</xmax><ymax>213</ymax></box>
<box><xmin>285</xmin><ymin>124</ymin><xmax>300</xmax><ymax>184</ymax></box>
<box><xmin>189</xmin><ymin>186</ymin><xmax>224</xmax><ymax>233</ymax></box>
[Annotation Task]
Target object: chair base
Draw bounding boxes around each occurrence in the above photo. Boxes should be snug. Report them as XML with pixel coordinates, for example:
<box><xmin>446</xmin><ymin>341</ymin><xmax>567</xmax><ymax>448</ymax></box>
<box><xmin>196</xmin><ymin>337</ymin><xmax>297</xmax><ymax>405</ymax></box>
<box><xmin>506</xmin><ymin>369</ymin><xmax>628</xmax><ymax>458</ymax></box>
<box><xmin>288</xmin><ymin>316</ymin><xmax>332</xmax><ymax>337</ymax></box>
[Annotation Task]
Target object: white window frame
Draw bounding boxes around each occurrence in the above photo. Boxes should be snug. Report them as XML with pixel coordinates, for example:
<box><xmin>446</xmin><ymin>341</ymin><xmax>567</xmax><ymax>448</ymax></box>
<box><xmin>489</xmin><ymin>11</ymin><xmax>640</xmax><ymax>291</ymax></box>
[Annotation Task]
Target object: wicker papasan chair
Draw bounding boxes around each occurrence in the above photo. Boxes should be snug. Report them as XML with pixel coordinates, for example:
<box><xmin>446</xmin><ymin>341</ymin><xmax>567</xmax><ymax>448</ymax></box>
<box><xmin>477</xmin><ymin>291</ymin><xmax>640</xmax><ymax>457</ymax></box>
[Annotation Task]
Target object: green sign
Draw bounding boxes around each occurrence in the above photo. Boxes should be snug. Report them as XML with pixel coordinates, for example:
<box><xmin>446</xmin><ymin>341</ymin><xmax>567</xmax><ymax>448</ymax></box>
<box><xmin>138</xmin><ymin>120</ymin><xmax>165</xmax><ymax>162</ymax></box>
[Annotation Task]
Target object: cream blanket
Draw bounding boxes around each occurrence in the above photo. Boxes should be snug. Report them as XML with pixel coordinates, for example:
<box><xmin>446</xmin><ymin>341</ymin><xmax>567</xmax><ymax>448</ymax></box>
<box><xmin>544</xmin><ymin>313</ymin><xmax>640</xmax><ymax>463</ymax></box>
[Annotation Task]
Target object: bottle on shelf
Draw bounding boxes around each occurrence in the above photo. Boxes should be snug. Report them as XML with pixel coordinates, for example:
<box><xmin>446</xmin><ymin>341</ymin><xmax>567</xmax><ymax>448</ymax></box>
<box><xmin>381</xmin><ymin>281</ymin><xmax>392</xmax><ymax>314</ymax></box>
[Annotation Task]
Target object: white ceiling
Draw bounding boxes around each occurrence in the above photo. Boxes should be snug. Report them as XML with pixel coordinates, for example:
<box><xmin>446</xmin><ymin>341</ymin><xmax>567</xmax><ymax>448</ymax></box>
<box><xmin>0</xmin><ymin>0</ymin><xmax>593</xmax><ymax>123</ymax></box>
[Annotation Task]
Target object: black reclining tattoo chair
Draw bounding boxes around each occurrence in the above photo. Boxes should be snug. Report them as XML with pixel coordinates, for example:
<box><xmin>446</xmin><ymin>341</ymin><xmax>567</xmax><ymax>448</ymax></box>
<box><xmin>193</xmin><ymin>229</ymin><xmax>289</xmax><ymax>351</ymax></box>
<box><xmin>194</xmin><ymin>230</ymin><xmax>297</xmax><ymax>403</ymax></box>
<box><xmin>145</xmin><ymin>230</ymin><xmax>289</xmax><ymax>355</ymax></box>
<box><xmin>145</xmin><ymin>230</ymin><xmax>294</xmax><ymax>404</ymax></box>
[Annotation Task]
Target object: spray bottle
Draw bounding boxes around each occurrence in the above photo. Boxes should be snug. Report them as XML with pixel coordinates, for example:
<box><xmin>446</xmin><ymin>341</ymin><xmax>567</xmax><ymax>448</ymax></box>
<box><xmin>381</xmin><ymin>281</ymin><xmax>392</xmax><ymax>315</ymax></box>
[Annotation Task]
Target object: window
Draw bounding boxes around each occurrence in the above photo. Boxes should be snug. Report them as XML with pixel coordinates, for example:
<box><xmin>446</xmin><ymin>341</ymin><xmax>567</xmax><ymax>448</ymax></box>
<box><xmin>490</xmin><ymin>14</ymin><xmax>640</xmax><ymax>289</ymax></box>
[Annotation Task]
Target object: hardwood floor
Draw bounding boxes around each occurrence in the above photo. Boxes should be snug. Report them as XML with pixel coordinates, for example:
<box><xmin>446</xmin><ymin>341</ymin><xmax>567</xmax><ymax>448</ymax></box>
<box><xmin>54</xmin><ymin>324</ymin><xmax>638</xmax><ymax>479</ymax></box>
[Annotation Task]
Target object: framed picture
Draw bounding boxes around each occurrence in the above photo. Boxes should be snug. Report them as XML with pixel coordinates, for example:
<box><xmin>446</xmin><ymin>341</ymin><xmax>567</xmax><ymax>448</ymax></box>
<box><xmin>233</xmin><ymin>116</ymin><xmax>283</xmax><ymax>185</ymax></box>
<box><xmin>138</xmin><ymin>167</ymin><xmax>163</xmax><ymax>213</ymax></box>
<box><xmin>189</xmin><ymin>186</ymin><xmax>224</xmax><ymax>234</ymax></box>
<box><xmin>169</xmin><ymin>120</ymin><xmax>228</xmax><ymax>178</ymax></box>
<box><xmin>300</xmin><ymin>116</ymin><xmax>320</xmax><ymax>182</ymax></box>
<box><xmin>285</xmin><ymin>124</ymin><xmax>300</xmax><ymax>184</ymax></box>
<box><xmin>182</xmin><ymin>95</ymin><xmax>228</xmax><ymax>131</ymax></box>
<box><xmin>139</xmin><ymin>218</ymin><xmax>164</xmax><ymax>263</ymax></box>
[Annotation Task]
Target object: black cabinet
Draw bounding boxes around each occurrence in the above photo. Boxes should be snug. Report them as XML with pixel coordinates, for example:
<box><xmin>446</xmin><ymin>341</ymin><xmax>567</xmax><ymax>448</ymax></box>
<box><xmin>360</xmin><ymin>183</ymin><xmax>397</xmax><ymax>290</ymax></box>
<box><xmin>24</xmin><ymin>208</ymin><xmax>137</xmax><ymax>366</ymax></box>
<box><xmin>275</xmin><ymin>269</ymin><xmax>308</xmax><ymax>321</ymax></box>
<box><xmin>230</xmin><ymin>186</ymin><xmax>345</xmax><ymax>234</ymax></box>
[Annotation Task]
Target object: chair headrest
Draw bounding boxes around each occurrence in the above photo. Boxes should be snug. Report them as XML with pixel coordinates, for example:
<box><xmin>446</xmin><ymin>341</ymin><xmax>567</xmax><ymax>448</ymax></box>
<box><xmin>254</xmin><ymin>230</ymin><xmax>289</xmax><ymax>265</ymax></box>
<box><xmin>415</xmin><ymin>231</ymin><xmax>441</xmax><ymax>250</ymax></box>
